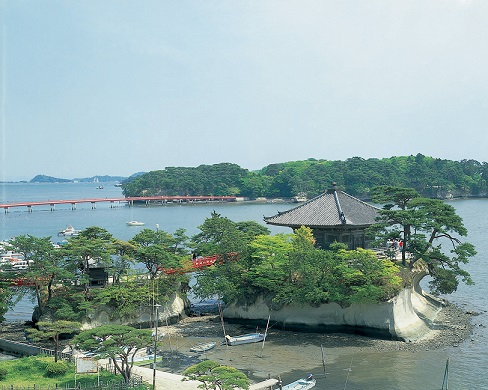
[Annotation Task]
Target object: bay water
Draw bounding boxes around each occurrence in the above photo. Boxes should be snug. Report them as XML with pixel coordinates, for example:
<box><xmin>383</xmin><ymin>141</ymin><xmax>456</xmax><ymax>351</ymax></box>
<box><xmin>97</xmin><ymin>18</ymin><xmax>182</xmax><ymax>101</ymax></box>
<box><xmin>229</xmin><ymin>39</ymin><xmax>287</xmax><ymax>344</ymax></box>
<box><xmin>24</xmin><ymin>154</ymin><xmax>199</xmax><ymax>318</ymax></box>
<box><xmin>1</xmin><ymin>182</ymin><xmax>487</xmax><ymax>388</ymax></box>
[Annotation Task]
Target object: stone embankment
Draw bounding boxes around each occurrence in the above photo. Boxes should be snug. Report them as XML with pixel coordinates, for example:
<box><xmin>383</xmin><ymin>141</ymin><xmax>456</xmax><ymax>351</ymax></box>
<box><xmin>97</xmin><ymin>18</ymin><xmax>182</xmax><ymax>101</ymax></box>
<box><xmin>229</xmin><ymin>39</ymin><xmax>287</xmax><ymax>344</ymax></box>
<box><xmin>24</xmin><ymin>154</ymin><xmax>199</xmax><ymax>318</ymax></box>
<box><xmin>222</xmin><ymin>271</ymin><xmax>454</xmax><ymax>342</ymax></box>
<box><xmin>0</xmin><ymin>301</ymin><xmax>476</xmax><ymax>390</ymax></box>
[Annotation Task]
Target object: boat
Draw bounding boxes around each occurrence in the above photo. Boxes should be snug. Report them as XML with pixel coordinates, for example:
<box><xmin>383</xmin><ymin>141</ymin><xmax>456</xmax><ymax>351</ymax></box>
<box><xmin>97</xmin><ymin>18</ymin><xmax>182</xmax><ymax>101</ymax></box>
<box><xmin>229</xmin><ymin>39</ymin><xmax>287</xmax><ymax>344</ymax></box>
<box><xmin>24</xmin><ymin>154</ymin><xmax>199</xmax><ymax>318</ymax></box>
<box><xmin>189</xmin><ymin>341</ymin><xmax>216</xmax><ymax>353</ymax></box>
<box><xmin>58</xmin><ymin>226</ymin><xmax>81</xmax><ymax>237</ymax></box>
<box><xmin>126</xmin><ymin>221</ymin><xmax>145</xmax><ymax>226</ymax></box>
<box><xmin>222</xmin><ymin>333</ymin><xmax>265</xmax><ymax>346</ymax></box>
<box><xmin>282</xmin><ymin>376</ymin><xmax>316</xmax><ymax>390</ymax></box>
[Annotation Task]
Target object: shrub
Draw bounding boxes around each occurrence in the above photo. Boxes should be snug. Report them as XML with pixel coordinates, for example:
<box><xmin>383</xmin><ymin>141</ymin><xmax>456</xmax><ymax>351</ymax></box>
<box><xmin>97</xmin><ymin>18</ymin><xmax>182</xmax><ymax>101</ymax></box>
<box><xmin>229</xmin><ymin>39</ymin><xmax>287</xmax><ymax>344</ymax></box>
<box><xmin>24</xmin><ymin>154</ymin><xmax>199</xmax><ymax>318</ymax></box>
<box><xmin>45</xmin><ymin>361</ymin><xmax>69</xmax><ymax>377</ymax></box>
<box><xmin>0</xmin><ymin>367</ymin><xmax>8</xmax><ymax>381</ymax></box>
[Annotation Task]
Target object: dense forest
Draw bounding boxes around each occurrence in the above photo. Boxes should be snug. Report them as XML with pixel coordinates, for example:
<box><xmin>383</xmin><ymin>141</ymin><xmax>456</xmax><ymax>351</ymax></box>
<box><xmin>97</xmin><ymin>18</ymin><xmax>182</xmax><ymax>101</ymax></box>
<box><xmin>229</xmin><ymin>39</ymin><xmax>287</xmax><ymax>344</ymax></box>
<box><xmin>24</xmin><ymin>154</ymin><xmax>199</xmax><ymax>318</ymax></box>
<box><xmin>121</xmin><ymin>154</ymin><xmax>488</xmax><ymax>200</ymax></box>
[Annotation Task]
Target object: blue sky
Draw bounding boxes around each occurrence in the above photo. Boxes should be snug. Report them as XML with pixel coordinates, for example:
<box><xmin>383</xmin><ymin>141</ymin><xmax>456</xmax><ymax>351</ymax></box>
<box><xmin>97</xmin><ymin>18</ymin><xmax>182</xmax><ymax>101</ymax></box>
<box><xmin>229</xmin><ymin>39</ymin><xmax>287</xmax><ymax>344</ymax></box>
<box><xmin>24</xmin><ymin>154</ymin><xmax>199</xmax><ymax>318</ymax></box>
<box><xmin>1</xmin><ymin>1</ymin><xmax>488</xmax><ymax>181</ymax></box>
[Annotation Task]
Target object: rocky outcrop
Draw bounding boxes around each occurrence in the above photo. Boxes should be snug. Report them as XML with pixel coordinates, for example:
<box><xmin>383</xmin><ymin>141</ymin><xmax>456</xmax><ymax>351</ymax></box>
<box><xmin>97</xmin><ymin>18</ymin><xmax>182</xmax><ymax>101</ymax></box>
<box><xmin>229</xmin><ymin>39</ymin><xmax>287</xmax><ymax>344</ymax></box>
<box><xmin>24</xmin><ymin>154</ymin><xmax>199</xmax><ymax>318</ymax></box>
<box><xmin>37</xmin><ymin>294</ymin><xmax>189</xmax><ymax>330</ymax></box>
<box><xmin>223</xmin><ymin>272</ymin><xmax>443</xmax><ymax>341</ymax></box>
<box><xmin>79</xmin><ymin>294</ymin><xmax>188</xmax><ymax>330</ymax></box>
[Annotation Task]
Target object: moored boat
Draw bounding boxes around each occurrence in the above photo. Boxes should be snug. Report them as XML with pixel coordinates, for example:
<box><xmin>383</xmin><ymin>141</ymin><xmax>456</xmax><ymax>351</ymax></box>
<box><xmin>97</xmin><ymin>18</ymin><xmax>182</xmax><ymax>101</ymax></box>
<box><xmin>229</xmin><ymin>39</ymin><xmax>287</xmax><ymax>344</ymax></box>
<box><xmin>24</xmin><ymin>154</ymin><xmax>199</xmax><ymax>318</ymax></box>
<box><xmin>126</xmin><ymin>221</ymin><xmax>145</xmax><ymax>226</ymax></box>
<box><xmin>189</xmin><ymin>341</ymin><xmax>216</xmax><ymax>353</ymax></box>
<box><xmin>282</xmin><ymin>375</ymin><xmax>316</xmax><ymax>390</ymax></box>
<box><xmin>222</xmin><ymin>333</ymin><xmax>265</xmax><ymax>346</ymax></box>
<box><xmin>58</xmin><ymin>226</ymin><xmax>81</xmax><ymax>237</ymax></box>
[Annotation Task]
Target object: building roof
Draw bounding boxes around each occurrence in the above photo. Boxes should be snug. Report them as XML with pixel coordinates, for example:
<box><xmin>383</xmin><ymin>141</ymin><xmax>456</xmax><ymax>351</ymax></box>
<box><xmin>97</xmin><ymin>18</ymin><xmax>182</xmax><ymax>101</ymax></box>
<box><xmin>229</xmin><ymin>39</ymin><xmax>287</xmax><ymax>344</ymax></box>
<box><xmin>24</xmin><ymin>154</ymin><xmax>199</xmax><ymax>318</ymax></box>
<box><xmin>264</xmin><ymin>188</ymin><xmax>380</xmax><ymax>229</ymax></box>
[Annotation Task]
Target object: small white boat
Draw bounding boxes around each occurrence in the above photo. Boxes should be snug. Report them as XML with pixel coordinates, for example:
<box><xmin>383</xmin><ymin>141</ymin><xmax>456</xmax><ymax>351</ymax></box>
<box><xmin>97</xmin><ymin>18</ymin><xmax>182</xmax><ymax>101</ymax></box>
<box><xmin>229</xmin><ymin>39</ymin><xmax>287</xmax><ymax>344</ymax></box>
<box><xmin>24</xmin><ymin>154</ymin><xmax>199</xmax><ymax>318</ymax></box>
<box><xmin>222</xmin><ymin>333</ymin><xmax>265</xmax><ymax>346</ymax></box>
<box><xmin>126</xmin><ymin>221</ymin><xmax>145</xmax><ymax>226</ymax></box>
<box><xmin>189</xmin><ymin>341</ymin><xmax>216</xmax><ymax>353</ymax></box>
<box><xmin>282</xmin><ymin>376</ymin><xmax>316</xmax><ymax>390</ymax></box>
<box><xmin>58</xmin><ymin>226</ymin><xmax>81</xmax><ymax>237</ymax></box>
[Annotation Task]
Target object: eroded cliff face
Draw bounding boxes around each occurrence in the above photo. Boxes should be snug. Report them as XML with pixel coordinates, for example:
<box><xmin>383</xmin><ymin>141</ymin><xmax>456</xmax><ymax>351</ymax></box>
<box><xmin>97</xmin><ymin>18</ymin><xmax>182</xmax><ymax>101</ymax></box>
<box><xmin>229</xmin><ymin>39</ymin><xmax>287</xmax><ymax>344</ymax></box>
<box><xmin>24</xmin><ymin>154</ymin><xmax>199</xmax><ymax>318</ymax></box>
<box><xmin>80</xmin><ymin>294</ymin><xmax>188</xmax><ymax>330</ymax></box>
<box><xmin>38</xmin><ymin>294</ymin><xmax>189</xmax><ymax>330</ymax></box>
<box><xmin>223</xmin><ymin>273</ymin><xmax>443</xmax><ymax>341</ymax></box>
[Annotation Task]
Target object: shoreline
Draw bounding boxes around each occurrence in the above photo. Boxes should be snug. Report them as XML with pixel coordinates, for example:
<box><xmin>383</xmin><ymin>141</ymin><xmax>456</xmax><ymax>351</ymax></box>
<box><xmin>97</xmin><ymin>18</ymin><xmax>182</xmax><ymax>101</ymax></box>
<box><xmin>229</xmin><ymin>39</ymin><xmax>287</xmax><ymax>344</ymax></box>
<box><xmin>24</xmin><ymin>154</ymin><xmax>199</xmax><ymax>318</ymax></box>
<box><xmin>154</xmin><ymin>301</ymin><xmax>474</xmax><ymax>355</ymax></box>
<box><xmin>0</xmin><ymin>301</ymin><xmax>474</xmax><ymax>354</ymax></box>
<box><xmin>0</xmin><ymin>302</ymin><xmax>475</xmax><ymax>380</ymax></box>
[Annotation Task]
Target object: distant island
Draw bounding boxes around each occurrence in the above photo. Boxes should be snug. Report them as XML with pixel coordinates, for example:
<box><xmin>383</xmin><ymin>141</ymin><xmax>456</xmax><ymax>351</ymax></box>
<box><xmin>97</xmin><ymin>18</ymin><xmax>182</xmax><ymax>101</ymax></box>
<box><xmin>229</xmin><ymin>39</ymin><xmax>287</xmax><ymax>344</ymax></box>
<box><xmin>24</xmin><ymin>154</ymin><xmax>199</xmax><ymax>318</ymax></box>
<box><xmin>30</xmin><ymin>174</ymin><xmax>129</xmax><ymax>183</ymax></box>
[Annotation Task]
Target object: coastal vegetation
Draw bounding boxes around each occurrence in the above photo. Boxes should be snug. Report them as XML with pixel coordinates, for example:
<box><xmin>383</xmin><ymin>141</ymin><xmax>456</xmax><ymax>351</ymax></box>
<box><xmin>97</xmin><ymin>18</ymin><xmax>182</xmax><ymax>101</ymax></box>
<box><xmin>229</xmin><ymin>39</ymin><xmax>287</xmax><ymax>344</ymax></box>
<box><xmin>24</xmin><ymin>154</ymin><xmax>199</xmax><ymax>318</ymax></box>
<box><xmin>27</xmin><ymin>320</ymin><xmax>81</xmax><ymax>362</ymax></box>
<box><xmin>30</xmin><ymin>174</ymin><xmax>128</xmax><ymax>183</ymax></box>
<box><xmin>0</xmin><ymin>355</ymin><xmax>147</xmax><ymax>388</ymax></box>
<box><xmin>1</xmin><ymin>186</ymin><xmax>475</xmax><ymax>324</ymax></box>
<box><xmin>73</xmin><ymin>325</ymin><xmax>153</xmax><ymax>382</ymax></box>
<box><xmin>182</xmin><ymin>360</ymin><xmax>250</xmax><ymax>390</ymax></box>
<box><xmin>369</xmin><ymin>185</ymin><xmax>476</xmax><ymax>294</ymax></box>
<box><xmin>191</xmin><ymin>221</ymin><xmax>403</xmax><ymax>307</ymax></box>
<box><xmin>1</xmin><ymin>227</ymin><xmax>189</xmax><ymax>324</ymax></box>
<box><xmin>121</xmin><ymin>155</ymin><xmax>488</xmax><ymax>200</ymax></box>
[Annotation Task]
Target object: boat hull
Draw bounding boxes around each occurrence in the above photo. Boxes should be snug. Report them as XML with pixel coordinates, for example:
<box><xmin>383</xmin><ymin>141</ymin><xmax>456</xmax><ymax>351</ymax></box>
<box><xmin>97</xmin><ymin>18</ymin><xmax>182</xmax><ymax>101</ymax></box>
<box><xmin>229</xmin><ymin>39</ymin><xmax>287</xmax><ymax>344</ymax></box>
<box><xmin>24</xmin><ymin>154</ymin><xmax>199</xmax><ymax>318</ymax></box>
<box><xmin>189</xmin><ymin>342</ymin><xmax>216</xmax><ymax>353</ymax></box>
<box><xmin>126</xmin><ymin>221</ymin><xmax>145</xmax><ymax>226</ymax></box>
<box><xmin>282</xmin><ymin>378</ymin><xmax>316</xmax><ymax>390</ymax></box>
<box><xmin>223</xmin><ymin>333</ymin><xmax>265</xmax><ymax>346</ymax></box>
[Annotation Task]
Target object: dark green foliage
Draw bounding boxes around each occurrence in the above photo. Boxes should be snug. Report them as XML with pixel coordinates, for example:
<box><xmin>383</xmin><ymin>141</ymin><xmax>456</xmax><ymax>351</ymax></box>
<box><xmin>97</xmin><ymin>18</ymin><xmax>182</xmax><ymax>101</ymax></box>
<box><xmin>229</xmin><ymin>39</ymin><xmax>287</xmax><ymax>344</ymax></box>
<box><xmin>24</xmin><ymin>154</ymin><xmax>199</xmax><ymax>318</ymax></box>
<box><xmin>92</xmin><ymin>278</ymin><xmax>179</xmax><ymax>319</ymax></box>
<box><xmin>191</xmin><ymin>211</ymin><xmax>255</xmax><ymax>258</ymax></box>
<box><xmin>192</xmin><ymin>225</ymin><xmax>402</xmax><ymax>307</ymax></box>
<box><xmin>0</xmin><ymin>281</ymin><xmax>13</xmax><ymax>322</ymax></box>
<box><xmin>0</xmin><ymin>367</ymin><xmax>8</xmax><ymax>381</ymax></box>
<box><xmin>45</xmin><ymin>360</ymin><xmax>69</xmax><ymax>377</ymax></box>
<box><xmin>7</xmin><ymin>235</ymin><xmax>75</xmax><ymax>317</ymax></box>
<box><xmin>371</xmin><ymin>186</ymin><xmax>476</xmax><ymax>294</ymax></box>
<box><xmin>121</xmin><ymin>155</ymin><xmax>488</xmax><ymax>199</ymax></box>
<box><xmin>27</xmin><ymin>320</ymin><xmax>81</xmax><ymax>362</ymax></box>
<box><xmin>73</xmin><ymin>325</ymin><xmax>153</xmax><ymax>382</ymax></box>
<box><xmin>183</xmin><ymin>360</ymin><xmax>250</xmax><ymax>390</ymax></box>
<box><xmin>129</xmin><ymin>228</ymin><xmax>188</xmax><ymax>279</ymax></box>
<box><xmin>122</xmin><ymin>163</ymin><xmax>248</xmax><ymax>197</ymax></box>
<box><xmin>0</xmin><ymin>355</ymin><xmax>146</xmax><ymax>388</ymax></box>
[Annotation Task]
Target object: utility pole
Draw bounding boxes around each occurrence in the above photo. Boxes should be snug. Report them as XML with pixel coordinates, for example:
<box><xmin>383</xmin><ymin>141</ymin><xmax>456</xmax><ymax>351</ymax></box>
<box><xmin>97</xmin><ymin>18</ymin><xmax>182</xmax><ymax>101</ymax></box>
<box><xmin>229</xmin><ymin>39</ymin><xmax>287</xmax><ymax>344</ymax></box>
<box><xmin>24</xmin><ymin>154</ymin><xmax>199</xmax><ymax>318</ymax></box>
<box><xmin>152</xmin><ymin>303</ymin><xmax>161</xmax><ymax>390</ymax></box>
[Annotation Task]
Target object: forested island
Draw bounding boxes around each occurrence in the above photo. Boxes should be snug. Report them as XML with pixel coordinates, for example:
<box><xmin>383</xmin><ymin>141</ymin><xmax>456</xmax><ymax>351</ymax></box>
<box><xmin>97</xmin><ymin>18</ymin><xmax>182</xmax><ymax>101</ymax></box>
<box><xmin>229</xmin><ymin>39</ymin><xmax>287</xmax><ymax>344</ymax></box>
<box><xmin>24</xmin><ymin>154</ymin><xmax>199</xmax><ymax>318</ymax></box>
<box><xmin>0</xmin><ymin>184</ymin><xmax>476</xmax><ymax>385</ymax></box>
<box><xmin>1</xmin><ymin>183</ymin><xmax>475</xmax><ymax>338</ymax></box>
<box><xmin>121</xmin><ymin>154</ymin><xmax>488</xmax><ymax>200</ymax></box>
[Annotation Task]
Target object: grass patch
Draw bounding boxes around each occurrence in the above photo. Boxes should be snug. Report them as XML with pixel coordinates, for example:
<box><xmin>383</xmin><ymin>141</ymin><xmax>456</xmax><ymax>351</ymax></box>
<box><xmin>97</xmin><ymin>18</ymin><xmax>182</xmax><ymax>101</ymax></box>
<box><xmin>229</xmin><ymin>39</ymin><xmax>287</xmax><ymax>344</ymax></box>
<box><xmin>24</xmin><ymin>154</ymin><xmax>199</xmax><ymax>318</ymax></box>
<box><xmin>0</xmin><ymin>355</ymin><xmax>145</xmax><ymax>388</ymax></box>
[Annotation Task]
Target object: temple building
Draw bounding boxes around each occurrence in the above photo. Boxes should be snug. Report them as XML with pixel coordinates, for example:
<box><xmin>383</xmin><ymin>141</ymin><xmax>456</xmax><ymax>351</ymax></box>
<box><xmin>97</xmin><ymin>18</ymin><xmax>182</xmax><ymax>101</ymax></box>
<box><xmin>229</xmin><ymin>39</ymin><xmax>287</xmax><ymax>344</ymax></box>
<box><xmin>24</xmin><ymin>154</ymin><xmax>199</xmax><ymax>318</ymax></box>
<box><xmin>264</xmin><ymin>184</ymin><xmax>380</xmax><ymax>250</ymax></box>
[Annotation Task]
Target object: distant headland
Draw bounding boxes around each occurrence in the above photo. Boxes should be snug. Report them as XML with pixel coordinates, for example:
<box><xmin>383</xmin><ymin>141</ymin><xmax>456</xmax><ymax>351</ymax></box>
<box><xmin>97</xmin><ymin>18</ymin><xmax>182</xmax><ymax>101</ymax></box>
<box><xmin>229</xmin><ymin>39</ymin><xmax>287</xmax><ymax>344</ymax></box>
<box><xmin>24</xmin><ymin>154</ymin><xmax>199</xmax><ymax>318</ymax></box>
<box><xmin>29</xmin><ymin>174</ymin><xmax>128</xmax><ymax>184</ymax></box>
<box><xmin>28</xmin><ymin>173</ymin><xmax>146</xmax><ymax>184</ymax></box>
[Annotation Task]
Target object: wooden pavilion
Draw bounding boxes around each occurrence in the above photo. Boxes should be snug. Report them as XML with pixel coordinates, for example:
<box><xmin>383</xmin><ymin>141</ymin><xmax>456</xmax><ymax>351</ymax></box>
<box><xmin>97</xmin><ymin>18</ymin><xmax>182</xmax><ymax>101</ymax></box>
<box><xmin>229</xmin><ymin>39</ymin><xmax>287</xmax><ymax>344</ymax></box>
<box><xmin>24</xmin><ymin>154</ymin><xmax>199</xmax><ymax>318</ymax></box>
<box><xmin>264</xmin><ymin>184</ymin><xmax>380</xmax><ymax>250</ymax></box>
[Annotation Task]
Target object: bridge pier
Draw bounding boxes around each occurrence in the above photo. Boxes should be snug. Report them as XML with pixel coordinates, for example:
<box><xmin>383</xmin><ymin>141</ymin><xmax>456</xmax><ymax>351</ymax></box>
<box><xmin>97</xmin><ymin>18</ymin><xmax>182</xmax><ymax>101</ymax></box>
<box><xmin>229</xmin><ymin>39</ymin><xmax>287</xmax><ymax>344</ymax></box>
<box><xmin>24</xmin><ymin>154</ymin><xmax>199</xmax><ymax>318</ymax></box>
<box><xmin>91</xmin><ymin>202</ymin><xmax>96</xmax><ymax>209</ymax></box>
<box><xmin>4</xmin><ymin>207</ymin><xmax>8</xmax><ymax>213</ymax></box>
<box><xmin>50</xmin><ymin>203</ymin><xmax>55</xmax><ymax>211</ymax></box>
<box><xmin>71</xmin><ymin>203</ymin><xmax>76</xmax><ymax>210</ymax></box>
<box><xmin>27</xmin><ymin>206</ymin><xmax>32</xmax><ymax>213</ymax></box>
<box><xmin>110</xmin><ymin>201</ymin><xmax>114</xmax><ymax>208</ymax></box>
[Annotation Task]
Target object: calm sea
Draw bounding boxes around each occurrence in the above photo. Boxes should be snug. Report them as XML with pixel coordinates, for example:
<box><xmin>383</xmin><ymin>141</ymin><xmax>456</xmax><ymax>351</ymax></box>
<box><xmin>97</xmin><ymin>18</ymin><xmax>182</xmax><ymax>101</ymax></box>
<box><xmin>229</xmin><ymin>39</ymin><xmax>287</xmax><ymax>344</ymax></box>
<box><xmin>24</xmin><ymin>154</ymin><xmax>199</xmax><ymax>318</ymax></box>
<box><xmin>1</xmin><ymin>182</ymin><xmax>487</xmax><ymax>389</ymax></box>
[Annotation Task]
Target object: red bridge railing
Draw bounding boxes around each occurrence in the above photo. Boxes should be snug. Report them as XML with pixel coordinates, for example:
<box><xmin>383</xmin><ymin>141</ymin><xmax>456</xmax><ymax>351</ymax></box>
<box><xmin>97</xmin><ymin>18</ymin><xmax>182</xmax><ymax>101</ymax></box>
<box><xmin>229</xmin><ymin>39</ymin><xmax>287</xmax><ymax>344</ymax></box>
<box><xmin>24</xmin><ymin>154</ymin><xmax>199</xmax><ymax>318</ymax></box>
<box><xmin>161</xmin><ymin>253</ymin><xmax>239</xmax><ymax>275</ymax></box>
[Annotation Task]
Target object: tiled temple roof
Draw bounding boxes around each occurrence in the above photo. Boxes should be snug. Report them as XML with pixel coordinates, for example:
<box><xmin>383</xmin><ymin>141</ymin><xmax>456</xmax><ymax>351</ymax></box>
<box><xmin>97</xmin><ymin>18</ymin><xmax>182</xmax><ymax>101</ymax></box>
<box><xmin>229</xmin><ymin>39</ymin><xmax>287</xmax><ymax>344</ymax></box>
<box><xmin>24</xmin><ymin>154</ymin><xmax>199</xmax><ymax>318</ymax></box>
<box><xmin>264</xmin><ymin>188</ymin><xmax>380</xmax><ymax>228</ymax></box>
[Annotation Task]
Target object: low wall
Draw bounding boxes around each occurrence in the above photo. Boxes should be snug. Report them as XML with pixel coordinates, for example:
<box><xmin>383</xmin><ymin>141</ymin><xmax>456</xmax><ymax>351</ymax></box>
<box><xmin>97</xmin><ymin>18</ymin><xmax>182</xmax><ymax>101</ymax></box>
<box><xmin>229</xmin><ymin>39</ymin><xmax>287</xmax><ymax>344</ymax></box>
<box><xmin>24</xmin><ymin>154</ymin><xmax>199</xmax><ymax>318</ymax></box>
<box><xmin>0</xmin><ymin>338</ymin><xmax>71</xmax><ymax>360</ymax></box>
<box><xmin>223</xmin><ymin>273</ymin><xmax>443</xmax><ymax>341</ymax></box>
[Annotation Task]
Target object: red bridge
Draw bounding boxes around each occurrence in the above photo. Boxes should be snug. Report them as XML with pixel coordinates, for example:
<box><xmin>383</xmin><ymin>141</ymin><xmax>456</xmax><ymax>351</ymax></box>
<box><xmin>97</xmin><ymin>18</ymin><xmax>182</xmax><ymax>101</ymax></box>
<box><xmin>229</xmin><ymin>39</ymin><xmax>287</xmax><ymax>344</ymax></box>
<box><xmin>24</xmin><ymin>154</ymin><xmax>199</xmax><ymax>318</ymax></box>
<box><xmin>3</xmin><ymin>254</ymin><xmax>238</xmax><ymax>286</ymax></box>
<box><xmin>161</xmin><ymin>253</ymin><xmax>240</xmax><ymax>274</ymax></box>
<box><xmin>0</xmin><ymin>195</ymin><xmax>237</xmax><ymax>212</ymax></box>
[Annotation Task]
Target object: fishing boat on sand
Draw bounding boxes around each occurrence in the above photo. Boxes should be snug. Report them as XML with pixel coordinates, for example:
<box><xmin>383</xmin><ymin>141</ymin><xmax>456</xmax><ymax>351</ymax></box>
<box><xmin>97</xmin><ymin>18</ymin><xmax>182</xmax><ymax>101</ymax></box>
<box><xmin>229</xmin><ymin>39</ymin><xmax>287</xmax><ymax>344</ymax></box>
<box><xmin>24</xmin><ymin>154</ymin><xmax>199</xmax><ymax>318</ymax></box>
<box><xmin>282</xmin><ymin>375</ymin><xmax>316</xmax><ymax>390</ymax></box>
<box><xmin>189</xmin><ymin>341</ymin><xmax>216</xmax><ymax>353</ymax></box>
<box><xmin>222</xmin><ymin>333</ymin><xmax>265</xmax><ymax>346</ymax></box>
